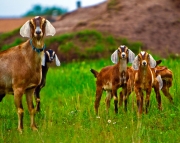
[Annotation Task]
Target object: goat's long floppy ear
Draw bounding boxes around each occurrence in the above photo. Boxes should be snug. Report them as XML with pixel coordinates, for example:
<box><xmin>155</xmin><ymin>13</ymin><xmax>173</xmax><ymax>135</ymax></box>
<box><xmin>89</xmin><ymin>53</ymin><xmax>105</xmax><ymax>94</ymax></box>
<box><xmin>111</xmin><ymin>50</ymin><xmax>118</xmax><ymax>64</ymax></box>
<box><xmin>149</xmin><ymin>54</ymin><xmax>156</xmax><ymax>68</ymax></box>
<box><xmin>128</xmin><ymin>49</ymin><xmax>135</xmax><ymax>63</ymax></box>
<box><xmin>20</xmin><ymin>20</ymin><xmax>30</xmax><ymax>38</ymax></box>
<box><xmin>45</xmin><ymin>20</ymin><xmax>56</xmax><ymax>36</ymax></box>
<box><xmin>41</xmin><ymin>53</ymin><xmax>46</xmax><ymax>66</ymax></box>
<box><xmin>156</xmin><ymin>75</ymin><xmax>163</xmax><ymax>90</ymax></box>
<box><xmin>55</xmin><ymin>54</ymin><xmax>60</xmax><ymax>66</ymax></box>
<box><xmin>132</xmin><ymin>55</ymin><xmax>139</xmax><ymax>70</ymax></box>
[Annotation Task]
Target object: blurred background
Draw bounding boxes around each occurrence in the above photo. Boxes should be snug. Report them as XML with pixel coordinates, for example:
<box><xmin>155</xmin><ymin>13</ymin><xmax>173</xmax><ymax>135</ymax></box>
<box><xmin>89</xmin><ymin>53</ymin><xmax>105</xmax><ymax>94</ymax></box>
<box><xmin>0</xmin><ymin>0</ymin><xmax>180</xmax><ymax>61</ymax></box>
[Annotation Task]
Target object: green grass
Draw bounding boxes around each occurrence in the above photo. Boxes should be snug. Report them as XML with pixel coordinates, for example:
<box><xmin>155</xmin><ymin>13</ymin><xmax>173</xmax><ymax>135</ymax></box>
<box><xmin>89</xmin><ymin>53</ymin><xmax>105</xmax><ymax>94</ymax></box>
<box><xmin>0</xmin><ymin>57</ymin><xmax>180</xmax><ymax>143</ymax></box>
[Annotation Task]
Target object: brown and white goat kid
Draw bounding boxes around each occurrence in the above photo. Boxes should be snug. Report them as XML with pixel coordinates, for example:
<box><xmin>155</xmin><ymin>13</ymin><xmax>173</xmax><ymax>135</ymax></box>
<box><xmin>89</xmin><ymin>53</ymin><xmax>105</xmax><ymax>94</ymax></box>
<box><xmin>90</xmin><ymin>45</ymin><xmax>135</xmax><ymax>116</ymax></box>
<box><xmin>132</xmin><ymin>51</ymin><xmax>163</xmax><ymax>115</ymax></box>
<box><xmin>35</xmin><ymin>49</ymin><xmax>60</xmax><ymax>112</ymax></box>
<box><xmin>120</xmin><ymin>60</ymin><xmax>173</xmax><ymax>112</ymax></box>
<box><xmin>0</xmin><ymin>16</ymin><xmax>56</xmax><ymax>132</ymax></box>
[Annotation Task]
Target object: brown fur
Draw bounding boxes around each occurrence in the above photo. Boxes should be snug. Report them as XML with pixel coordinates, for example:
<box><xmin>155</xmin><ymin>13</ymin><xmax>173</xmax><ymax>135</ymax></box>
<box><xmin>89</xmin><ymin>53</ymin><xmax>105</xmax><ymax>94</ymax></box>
<box><xmin>132</xmin><ymin>52</ymin><xmax>161</xmax><ymax>115</ymax></box>
<box><xmin>121</xmin><ymin>60</ymin><xmax>173</xmax><ymax>113</ymax></box>
<box><xmin>91</xmin><ymin>46</ymin><xmax>130</xmax><ymax>115</ymax></box>
<box><xmin>0</xmin><ymin>16</ymin><xmax>54</xmax><ymax>132</ymax></box>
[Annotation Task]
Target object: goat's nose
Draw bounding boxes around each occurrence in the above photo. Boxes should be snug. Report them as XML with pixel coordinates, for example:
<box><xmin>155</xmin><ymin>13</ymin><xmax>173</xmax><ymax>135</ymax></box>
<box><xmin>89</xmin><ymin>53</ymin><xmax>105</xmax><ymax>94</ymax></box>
<box><xmin>121</xmin><ymin>53</ymin><xmax>126</xmax><ymax>58</ymax></box>
<box><xmin>142</xmin><ymin>61</ymin><xmax>146</xmax><ymax>66</ymax></box>
<box><xmin>36</xmin><ymin>30</ymin><xmax>41</xmax><ymax>35</ymax></box>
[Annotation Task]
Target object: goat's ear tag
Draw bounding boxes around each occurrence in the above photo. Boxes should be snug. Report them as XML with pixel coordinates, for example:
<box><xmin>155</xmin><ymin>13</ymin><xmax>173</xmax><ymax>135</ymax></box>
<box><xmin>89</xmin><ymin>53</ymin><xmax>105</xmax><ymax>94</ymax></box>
<box><xmin>111</xmin><ymin>50</ymin><xmax>118</xmax><ymax>64</ymax></box>
<box><xmin>41</xmin><ymin>53</ymin><xmax>46</xmax><ymax>66</ymax></box>
<box><xmin>20</xmin><ymin>20</ymin><xmax>30</xmax><ymax>38</ymax></box>
<box><xmin>149</xmin><ymin>54</ymin><xmax>156</xmax><ymax>68</ymax></box>
<box><xmin>132</xmin><ymin>55</ymin><xmax>139</xmax><ymax>70</ymax></box>
<box><xmin>45</xmin><ymin>20</ymin><xmax>56</xmax><ymax>36</ymax></box>
<box><xmin>55</xmin><ymin>54</ymin><xmax>60</xmax><ymax>66</ymax></box>
<box><xmin>128</xmin><ymin>49</ymin><xmax>135</xmax><ymax>63</ymax></box>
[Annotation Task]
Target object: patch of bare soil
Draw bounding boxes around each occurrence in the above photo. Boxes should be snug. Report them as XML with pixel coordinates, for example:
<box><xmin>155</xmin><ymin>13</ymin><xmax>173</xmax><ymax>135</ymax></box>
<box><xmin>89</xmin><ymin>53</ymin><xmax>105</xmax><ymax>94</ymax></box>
<box><xmin>53</xmin><ymin>0</ymin><xmax>180</xmax><ymax>57</ymax></box>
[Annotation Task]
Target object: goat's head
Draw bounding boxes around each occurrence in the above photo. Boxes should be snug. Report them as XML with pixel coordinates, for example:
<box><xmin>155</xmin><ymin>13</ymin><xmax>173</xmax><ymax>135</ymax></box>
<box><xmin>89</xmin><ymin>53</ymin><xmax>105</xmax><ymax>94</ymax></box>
<box><xmin>111</xmin><ymin>45</ymin><xmax>135</xmax><ymax>64</ymax></box>
<box><xmin>42</xmin><ymin>49</ymin><xmax>60</xmax><ymax>66</ymax></box>
<box><xmin>132</xmin><ymin>51</ymin><xmax>156</xmax><ymax>70</ymax></box>
<box><xmin>20</xmin><ymin>16</ymin><xmax>56</xmax><ymax>40</ymax></box>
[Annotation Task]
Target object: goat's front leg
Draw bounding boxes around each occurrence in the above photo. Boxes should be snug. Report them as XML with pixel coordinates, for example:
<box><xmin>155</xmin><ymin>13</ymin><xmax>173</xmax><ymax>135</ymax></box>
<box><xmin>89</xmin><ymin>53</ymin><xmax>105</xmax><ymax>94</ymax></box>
<box><xmin>26</xmin><ymin>88</ymin><xmax>37</xmax><ymax>130</ymax></box>
<box><xmin>112</xmin><ymin>88</ymin><xmax>118</xmax><ymax>114</ymax></box>
<box><xmin>94</xmin><ymin>87</ymin><xmax>103</xmax><ymax>116</ymax></box>
<box><xmin>145</xmin><ymin>88</ymin><xmax>151</xmax><ymax>114</ymax></box>
<box><xmin>135</xmin><ymin>87</ymin><xmax>143</xmax><ymax>115</ymax></box>
<box><xmin>14</xmin><ymin>88</ymin><xmax>24</xmax><ymax>133</ymax></box>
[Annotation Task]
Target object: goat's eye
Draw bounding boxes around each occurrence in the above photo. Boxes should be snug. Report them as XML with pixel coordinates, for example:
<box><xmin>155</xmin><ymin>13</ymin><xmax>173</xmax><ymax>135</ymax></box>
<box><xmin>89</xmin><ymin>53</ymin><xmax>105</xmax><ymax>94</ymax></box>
<box><xmin>126</xmin><ymin>49</ymin><xmax>129</xmax><ymax>53</ymax></box>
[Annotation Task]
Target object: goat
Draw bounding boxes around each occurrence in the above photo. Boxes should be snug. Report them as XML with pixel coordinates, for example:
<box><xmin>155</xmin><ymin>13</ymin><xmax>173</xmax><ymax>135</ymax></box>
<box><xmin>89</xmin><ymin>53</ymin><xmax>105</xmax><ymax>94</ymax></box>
<box><xmin>120</xmin><ymin>59</ymin><xmax>173</xmax><ymax>112</ymax></box>
<box><xmin>131</xmin><ymin>51</ymin><xmax>162</xmax><ymax>115</ymax></box>
<box><xmin>90</xmin><ymin>45</ymin><xmax>135</xmax><ymax>116</ymax></box>
<box><xmin>0</xmin><ymin>16</ymin><xmax>56</xmax><ymax>132</ymax></box>
<box><xmin>35</xmin><ymin>49</ymin><xmax>60</xmax><ymax>112</ymax></box>
<box><xmin>155</xmin><ymin>60</ymin><xmax>173</xmax><ymax>103</ymax></box>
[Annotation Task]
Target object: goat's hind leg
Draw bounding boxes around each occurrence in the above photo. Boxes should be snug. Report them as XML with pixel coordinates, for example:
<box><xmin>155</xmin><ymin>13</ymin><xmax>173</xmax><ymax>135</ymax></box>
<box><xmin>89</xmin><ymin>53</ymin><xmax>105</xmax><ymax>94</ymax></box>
<box><xmin>95</xmin><ymin>87</ymin><xmax>103</xmax><ymax>116</ymax></box>
<box><xmin>34</xmin><ymin>87</ymin><xmax>41</xmax><ymax>112</ymax></box>
<box><xmin>105</xmin><ymin>90</ymin><xmax>112</xmax><ymax>114</ymax></box>
<box><xmin>25</xmin><ymin>88</ymin><xmax>37</xmax><ymax>130</ymax></box>
<box><xmin>112</xmin><ymin>89</ymin><xmax>118</xmax><ymax>114</ymax></box>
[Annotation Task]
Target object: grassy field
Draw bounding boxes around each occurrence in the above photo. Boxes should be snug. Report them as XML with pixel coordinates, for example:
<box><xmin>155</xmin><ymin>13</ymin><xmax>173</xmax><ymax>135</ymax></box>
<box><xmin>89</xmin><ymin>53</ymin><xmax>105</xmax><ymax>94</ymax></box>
<box><xmin>0</xmin><ymin>57</ymin><xmax>180</xmax><ymax>143</ymax></box>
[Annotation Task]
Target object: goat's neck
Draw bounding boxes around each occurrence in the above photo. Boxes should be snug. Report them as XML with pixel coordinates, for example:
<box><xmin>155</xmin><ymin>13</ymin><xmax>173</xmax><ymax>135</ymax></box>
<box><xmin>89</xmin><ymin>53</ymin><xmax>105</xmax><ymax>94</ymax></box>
<box><xmin>139</xmin><ymin>65</ymin><xmax>151</xmax><ymax>82</ymax></box>
<box><xmin>31</xmin><ymin>38</ymin><xmax>45</xmax><ymax>48</ymax></box>
<box><xmin>118</xmin><ymin>59</ymin><xmax>127</xmax><ymax>73</ymax></box>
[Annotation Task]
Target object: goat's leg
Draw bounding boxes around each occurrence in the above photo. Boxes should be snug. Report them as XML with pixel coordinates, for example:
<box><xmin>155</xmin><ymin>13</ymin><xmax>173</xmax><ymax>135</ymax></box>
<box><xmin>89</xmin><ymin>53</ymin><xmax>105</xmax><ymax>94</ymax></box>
<box><xmin>135</xmin><ymin>88</ymin><xmax>143</xmax><ymax>115</ymax></box>
<box><xmin>25</xmin><ymin>88</ymin><xmax>37</xmax><ymax>130</ymax></box>
<box><xmin>161</xmin><ymin>85</ymin><xmax>173</xmax><ymax>103</ymax></box>
<box><xmin>94</xmin><ymin>87</ymin><xmax>103</xmax><ymax>116</ymax></box>
<box><xmin>14</xmin><ymin>88</ymin><xmax>24</xmax><ymax>132</ymax></box>
<box><xmin>105</xmin><ymin>91</ymin><xmax>112</xmax><ymax>113</ymax></box>
<box><xmin>112</xmin><ymin>89</ymin><xmax>118</xmax><ymax>114</ymax></box>
<box><xmin>119</xmin><ymin>91</ymin><xmax>123</xmax><ymax>107</ymax></box>
<box><xmin>34</xmin><ymin>87</ymin><xmax>41</xmax><ymax>112</ymax></box>
<box><xmin>154</xmin><ymin>82</ymin><xmax>162</xmax><ymax>110</ymax></box>
<box><xmin>145</xmin><ymin>89</ymin><xmax>151</xmax><ymax>114</ymax></box>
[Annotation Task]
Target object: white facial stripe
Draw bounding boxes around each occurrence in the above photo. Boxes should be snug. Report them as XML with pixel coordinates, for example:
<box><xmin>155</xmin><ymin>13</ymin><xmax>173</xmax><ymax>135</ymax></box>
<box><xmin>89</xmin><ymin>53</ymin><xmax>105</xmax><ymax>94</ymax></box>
<box><xmin>46</xmin><ymin>51</ymin><xmax>50</xmax><ymax>59</ymax></box>
<box><xmin>141</xmin><ymin>51</ymin><xmax>145</xmax><ymax>56</ymax></box>
<box><xmin>35</xmin><ymin>16</ymin><xmax>40</xmax><ymax>19</ymax></box>
<box><xmin>53</xmin><ymin>51</ymin><xmax>55</xmax><ymax>56</ymax></box>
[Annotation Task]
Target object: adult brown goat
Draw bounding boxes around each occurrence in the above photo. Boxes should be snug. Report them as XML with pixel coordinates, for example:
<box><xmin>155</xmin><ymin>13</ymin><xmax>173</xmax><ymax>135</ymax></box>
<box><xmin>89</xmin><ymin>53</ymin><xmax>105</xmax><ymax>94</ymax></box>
<box><xmin>90</xmin><ymin>45</ymin><xmax>135</xmax><ymax>116</ymax></box>
<box><xmin>0</xmin><ymin>16</ymin><xmax>56</xmax><ymax>132</ymax></box>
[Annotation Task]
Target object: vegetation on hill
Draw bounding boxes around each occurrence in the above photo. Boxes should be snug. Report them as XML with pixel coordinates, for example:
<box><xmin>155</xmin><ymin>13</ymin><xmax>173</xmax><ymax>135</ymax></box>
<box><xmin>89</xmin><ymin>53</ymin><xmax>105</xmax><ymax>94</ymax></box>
<box><xmin>0</xmin><ymin>29</ymin><xmax>142</xmax><ymax>62</ymax></box>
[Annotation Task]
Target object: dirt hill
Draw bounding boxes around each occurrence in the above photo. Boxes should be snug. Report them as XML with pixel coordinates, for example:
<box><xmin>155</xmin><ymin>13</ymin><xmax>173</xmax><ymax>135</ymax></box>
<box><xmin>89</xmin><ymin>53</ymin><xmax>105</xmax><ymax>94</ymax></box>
<box><xmin>53</xmin><ymin>0</ymin><xmax>180</xmax><ymax>57</ymax></box>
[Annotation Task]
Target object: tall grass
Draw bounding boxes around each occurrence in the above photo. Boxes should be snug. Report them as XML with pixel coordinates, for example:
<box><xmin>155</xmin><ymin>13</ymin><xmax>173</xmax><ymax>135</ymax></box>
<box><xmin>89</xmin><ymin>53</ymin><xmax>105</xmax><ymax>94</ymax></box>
<box><xmin>0</xmin><ymin>58</ymin><xmax>180</xmax><ymax>143</ymax></box>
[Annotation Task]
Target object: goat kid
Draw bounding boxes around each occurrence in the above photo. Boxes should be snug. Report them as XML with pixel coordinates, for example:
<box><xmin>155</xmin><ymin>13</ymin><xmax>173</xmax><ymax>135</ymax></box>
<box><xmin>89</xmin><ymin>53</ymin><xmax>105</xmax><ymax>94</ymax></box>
<box><xmin>155</xmin><ymin>60</ymin><xmax>173</xmax><ymax>103</ymax></box>
<box><xmin>90</xmin><ymin>45</ymin><xmax>135</xmax><ymax>116</ymax></box>
<box><xmin>120</xmin><ymin>60</ymin><xmax>173</xmax><ymax>112</ymax></box>
<box><xmin>0</xmin><ymin>16</ymin><xmax>56</xmax><ymax>132</ymax></box>
<box><xmin>132</xmin><ymin>51</ymin><xmax>163</xmax><ymax>115</ymax></box>
<box><xmin>34</xmin><ymin>49</ymin><xmax>60</xmax><ymax>112</ymax></box>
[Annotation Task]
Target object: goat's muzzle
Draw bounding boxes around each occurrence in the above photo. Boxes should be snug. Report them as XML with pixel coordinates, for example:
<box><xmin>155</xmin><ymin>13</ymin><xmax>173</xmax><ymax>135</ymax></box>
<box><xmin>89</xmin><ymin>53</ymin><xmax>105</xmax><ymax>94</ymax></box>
<box><xmin>121</xmin><ymin>52</ymin><xmax>126</xmax><ymax>59</ymax></box>
<box><xmin>142</xmin><ymin>60</ymin><xmax>147</xmax><ymax>66</ymax></box>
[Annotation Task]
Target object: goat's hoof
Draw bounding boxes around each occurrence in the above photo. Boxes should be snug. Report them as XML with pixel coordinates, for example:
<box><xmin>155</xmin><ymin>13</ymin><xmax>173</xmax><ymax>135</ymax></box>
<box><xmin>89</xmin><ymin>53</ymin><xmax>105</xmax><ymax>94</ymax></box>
<box><xmin>31</xmin><ymin>125</ymin><xmax>38</xmax><ymax>131</ymax></box>
<box><xmin>17</xmin><ymin>128</ymin><xmax>23</xmax><ymax>134</ymax></box>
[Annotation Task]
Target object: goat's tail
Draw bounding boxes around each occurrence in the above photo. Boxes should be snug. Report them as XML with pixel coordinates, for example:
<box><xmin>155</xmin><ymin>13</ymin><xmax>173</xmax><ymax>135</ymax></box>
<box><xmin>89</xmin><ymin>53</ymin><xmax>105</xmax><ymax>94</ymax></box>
<box><xmin>90</xmin><ymin>69</ymin><xmax>99</xmax><ymax>78</ymax></box>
